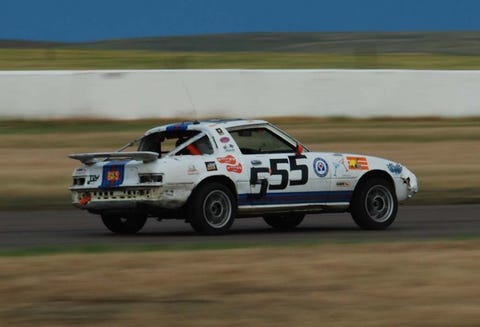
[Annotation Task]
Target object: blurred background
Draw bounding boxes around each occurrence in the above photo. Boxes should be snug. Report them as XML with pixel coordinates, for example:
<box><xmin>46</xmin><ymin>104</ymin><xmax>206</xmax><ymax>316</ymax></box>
<box><xmin>1</xmin><ymin>0</ymin><xmax>479</xmax><ymax>209</ymax></box>
<box><xmin>3</xmin><ymin>0</ymin><xmax>480</xmax><ymax>70</ymax></box>
<box><xmin>1</xmin><ymin>1</ymin><xmax>480</xmax><ymax>326</ymax></box>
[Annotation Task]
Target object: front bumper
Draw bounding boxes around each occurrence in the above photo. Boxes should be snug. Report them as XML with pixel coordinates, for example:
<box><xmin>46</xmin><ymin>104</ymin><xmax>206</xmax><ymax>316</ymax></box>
<box><xmin>394</xmin><ymin>168</ymin><xmax>418</xmax><ymax>201</ymax></box>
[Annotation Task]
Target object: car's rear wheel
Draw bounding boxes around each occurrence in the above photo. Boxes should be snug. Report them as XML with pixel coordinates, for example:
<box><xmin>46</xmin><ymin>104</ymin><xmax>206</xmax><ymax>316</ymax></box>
<box><xmin>350</xmin><ymin>177</ymin><xmax>398</xmax><ymax>230</ymax></box>
<box><xmin>263</xmin><ymin>213</ymin><xmax>305</xmax><ymax>230</ymax></box>
<box><xmin>101</xmin><ymin>213</ymin><xmax>147</xmax><ymax>234</ymax></box>
<box><xmin>188</xmin><ymin>182</ymin><xmax>236</xmax><ymax>235</ymax></box>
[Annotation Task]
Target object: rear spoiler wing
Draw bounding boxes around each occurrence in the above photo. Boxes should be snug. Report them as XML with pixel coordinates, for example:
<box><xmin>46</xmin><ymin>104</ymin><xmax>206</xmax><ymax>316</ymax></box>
<box><xmin>69</xmin><ymin>151</ymin><xmax>158</xmax><ymax>165</ymax></box>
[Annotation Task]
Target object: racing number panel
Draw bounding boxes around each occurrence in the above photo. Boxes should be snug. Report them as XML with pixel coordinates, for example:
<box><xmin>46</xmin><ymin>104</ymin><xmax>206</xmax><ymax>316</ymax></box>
<box><xmin>249</xmin><ymin>155</ymin><xmax>309</xmax><ymax>197</ymax></box>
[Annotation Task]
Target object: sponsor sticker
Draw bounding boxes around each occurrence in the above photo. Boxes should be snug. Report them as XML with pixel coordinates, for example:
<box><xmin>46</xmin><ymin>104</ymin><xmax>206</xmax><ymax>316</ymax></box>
<box><xmin>87</xmin><ymin>175</ymin><xmax>100</xmax><ymax>184</ymax></box>
<box><xmin>217</xmin><ymin>155</ymin><xmax>242</xmax><ymax>173</ymax></box>
<box><xmin>75</xmin><ymin>168</ymin><xmax>87</xmax><ymax>175</ymax></box>
<box><xmin>387</xmin><ymin>163</ymin><xmax>403</xmax><ymax>175</ymax></box>
<box><xmin>187</xmin><ymin>164</ymin><xmax>200</xmax><ymax>175</ymax></box>
<box><xmin>166</xmin><ymin>122</ymin><xmax>192</xmax><ymax>132</ymax></box>
<box><xmin>227</xmin><ymin>163</ymin><xmax>243</xmax><ymax>174</ymax></box>
<box><xmin>223</xmin><ymin>144</ymin><xmax>235</xmax><ymax>152</ymax></box>
<box><xmin>217</xmin><ymin>155</ymin><xmax>237</xmax><ymax>165</ymax></box>
<box><xmin>332</xmin><ymin>157</ymin><xmax>349</xmax><ymax>177</ymax></box>
<box><xmin>220</xmin><ymin>136</ymin><xmax>230</xmax><ymax>143</ymax></box>
<box><xmin>205</xmin><ymin>162</ymin><xmax>218</xmax><ymax>172</ymax></box>
<box><xmin>216</xmin><ymin>128</ymin><xmax>224</xmax><ymax>135</ymax></box>
<box><xmin>346</xmin><ymin>156</ymin><xmax>369</xmax><ymax>170</ymax></box>
<box><xmin>313</xmin><ymin>158</ymin><xmax>329</xmax><ymax>177</ymax></box>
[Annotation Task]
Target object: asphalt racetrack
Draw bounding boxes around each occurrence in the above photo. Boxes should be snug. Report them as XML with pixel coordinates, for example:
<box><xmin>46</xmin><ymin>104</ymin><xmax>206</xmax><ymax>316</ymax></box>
<box><xmin>0</xmin><ymin>205</ymin><xmax>479</xmax><ymax>250</ymax></box>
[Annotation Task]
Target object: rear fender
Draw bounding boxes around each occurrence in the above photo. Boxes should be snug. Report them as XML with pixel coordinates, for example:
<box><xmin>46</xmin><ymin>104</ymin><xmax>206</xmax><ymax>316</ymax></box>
<box><xmin>189</xmin><ymin>175</ymin><xmax>237</xmax><ymax>204</ymax></box>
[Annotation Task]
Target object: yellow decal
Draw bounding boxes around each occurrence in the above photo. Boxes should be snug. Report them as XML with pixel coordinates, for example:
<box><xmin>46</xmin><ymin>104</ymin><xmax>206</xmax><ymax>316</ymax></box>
<box><xmin>346</xmin><ymin>156</ymin><xmax>369</xmax><ymax>170</ymax></box>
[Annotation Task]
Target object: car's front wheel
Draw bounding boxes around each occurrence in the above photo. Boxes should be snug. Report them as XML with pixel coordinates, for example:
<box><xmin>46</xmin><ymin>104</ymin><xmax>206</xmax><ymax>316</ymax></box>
<box><xmin>263</xmin><ymin>214</ymin><xmax>305</xmax><ymax>230</ymax></box>
<box><xmin>188</xmin><ymin>182</ymin><xmax>236</xmax><ymax>235</ymax></box>
<box><xmin>350</xmin><ymin>177</ymin><xmax>398</xmax><ymax>230</ymax></box>
<box><xmin>101</xmin><ymin>213</ymin><xmax>147</xmax><ymax>234</ymax></box>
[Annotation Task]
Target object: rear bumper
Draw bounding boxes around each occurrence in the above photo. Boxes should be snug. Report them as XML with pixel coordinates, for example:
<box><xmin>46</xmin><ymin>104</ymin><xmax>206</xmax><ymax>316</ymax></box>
<box><xmin>70</xmin><ymin>184</ymin><xmax>193</xmax><ymax>211</ymax></box>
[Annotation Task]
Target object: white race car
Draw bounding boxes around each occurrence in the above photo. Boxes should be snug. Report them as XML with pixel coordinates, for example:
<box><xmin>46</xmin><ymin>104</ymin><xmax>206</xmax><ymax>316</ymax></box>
<box><xmin>69</xmin><ymin>119</ymin><xmax>418</xmax><ymax>235</ymax></box>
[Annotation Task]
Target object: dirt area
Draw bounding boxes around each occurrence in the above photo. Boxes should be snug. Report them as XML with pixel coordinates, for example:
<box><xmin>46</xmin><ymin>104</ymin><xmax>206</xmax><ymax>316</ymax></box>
<box><xmin>1</xmin><ymin>241</ymin><xmax>479</xmax><ymax>326</ymax></box>
<box><xmin>2</xmin><ymin>118</ymin><xmax>479</xmax><ymax>324</ymax></box>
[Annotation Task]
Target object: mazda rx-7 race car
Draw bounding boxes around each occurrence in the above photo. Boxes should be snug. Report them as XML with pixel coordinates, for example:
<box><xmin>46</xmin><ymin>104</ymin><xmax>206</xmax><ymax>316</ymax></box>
<box><xmin>69</xmin><ymin>119</ymin><xmax>418</xmax><ymax>235</ymax></box>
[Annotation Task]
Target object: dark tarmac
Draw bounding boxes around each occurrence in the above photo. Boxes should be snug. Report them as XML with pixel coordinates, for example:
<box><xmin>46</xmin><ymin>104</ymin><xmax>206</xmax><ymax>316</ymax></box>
<box><xmin>0</xmin><ymin>205</ymin><xmax>479</xmax><ymax>250</ymax></box>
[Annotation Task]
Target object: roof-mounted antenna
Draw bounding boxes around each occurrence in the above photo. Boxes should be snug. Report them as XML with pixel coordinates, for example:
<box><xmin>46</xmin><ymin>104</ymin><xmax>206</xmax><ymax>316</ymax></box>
<box><xmin>182</xmin><ymin>81</ymin><xmax>198</xmax><ymax>120</ymax></box>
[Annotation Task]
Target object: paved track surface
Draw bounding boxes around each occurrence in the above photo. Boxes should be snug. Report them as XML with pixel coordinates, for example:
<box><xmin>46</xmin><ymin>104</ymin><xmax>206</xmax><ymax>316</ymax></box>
<box><xmin>0</xmin><ymin>205</ymin><xmax>479</xmax><ymax>250</ymax></box>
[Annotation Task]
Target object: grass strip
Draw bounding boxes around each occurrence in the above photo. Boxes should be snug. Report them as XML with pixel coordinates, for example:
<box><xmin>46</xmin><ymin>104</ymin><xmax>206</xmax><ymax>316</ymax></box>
<box><xmin>4</xmin><ymin>49</ymin><xmax>480</xmax><ymax>69</ymax></box>
<box><xmin>1</xmin><ymin>237</ymin><xmax>480</xmax><ymax>258</ymax></box>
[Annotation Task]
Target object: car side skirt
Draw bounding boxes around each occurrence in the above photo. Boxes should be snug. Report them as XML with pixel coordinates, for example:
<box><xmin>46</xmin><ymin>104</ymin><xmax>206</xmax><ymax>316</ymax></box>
<box><xmin>237</xmin><ymin>203</ymin><xmax>350</xmax><ymax>217</ymax></box>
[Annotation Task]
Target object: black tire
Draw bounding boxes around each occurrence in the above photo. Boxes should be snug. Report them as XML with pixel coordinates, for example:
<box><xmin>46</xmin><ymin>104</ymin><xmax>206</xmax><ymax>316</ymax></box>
<box><xmin>101</xmin><ymin>213</ymin><xmax>147</xmax><ymax>234</ymax></box>
<box><xmin>188</xmin><ymin>182</ymin><xmax>236</xmax><ymax>235</ymax></box>
<box><xmin>263</xmin><ymin>213</ymin><xmax>305</xmax><ymax>230</ymax></box>
<box><xmin>350</xmin><ymin>177</ymin><xmax>398</xmax><ymax>230</ymax></box>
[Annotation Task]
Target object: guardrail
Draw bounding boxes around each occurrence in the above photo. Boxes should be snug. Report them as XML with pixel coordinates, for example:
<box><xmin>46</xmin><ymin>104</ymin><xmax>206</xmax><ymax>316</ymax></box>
<box><xmin>1</xmin><ymin>69</ymin><xmax>479</xmax><ymax>119</ymax></box>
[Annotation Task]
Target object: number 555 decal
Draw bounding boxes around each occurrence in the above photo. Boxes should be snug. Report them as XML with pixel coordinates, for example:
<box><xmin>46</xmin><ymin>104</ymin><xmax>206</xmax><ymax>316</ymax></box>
<box><xmin>250</xmin><ymin>155</ymin><xmax>309</xmax><ymax>195</ymax></box>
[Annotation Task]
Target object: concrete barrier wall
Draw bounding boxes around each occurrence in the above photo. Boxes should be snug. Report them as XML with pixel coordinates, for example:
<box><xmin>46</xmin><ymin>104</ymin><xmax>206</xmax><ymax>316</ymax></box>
<box><xmin>0</xmin><ymin>69</ymin><xmax>479</xmax><ymax>119</ymax></box>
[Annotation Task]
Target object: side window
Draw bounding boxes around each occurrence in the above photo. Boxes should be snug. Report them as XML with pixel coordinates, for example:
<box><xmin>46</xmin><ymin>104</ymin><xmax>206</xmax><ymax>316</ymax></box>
<box><xmin>176</xmin><ymin>135</ymin><xmax>214</xmax><ymax>156</ymax></box>
<box><xmin>229</xmin><ymin>128</ymin><xmax>295</xmax><ymax>154</ymax></box>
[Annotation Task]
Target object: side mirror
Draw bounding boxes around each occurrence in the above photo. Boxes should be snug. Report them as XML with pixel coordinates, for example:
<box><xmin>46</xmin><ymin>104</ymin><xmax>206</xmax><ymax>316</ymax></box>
<box><xmin>296</xmin><ymin>143</ymin><xmax>304</xmax><ymax>156</ymax></box>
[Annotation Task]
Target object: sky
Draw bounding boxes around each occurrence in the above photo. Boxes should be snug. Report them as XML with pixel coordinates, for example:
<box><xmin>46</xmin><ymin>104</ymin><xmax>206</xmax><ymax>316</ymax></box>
<box><xmin>1</xmin><ymin>0</ymin><xmax>479</xmax><ymax>42</ymax></box>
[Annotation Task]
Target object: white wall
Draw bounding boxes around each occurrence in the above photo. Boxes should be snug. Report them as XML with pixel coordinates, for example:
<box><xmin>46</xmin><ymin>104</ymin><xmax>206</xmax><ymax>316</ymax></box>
<box><xmin>0</xmin><ymin>69</ymin><xmax>479</xmax><ymax>119</ymax></box>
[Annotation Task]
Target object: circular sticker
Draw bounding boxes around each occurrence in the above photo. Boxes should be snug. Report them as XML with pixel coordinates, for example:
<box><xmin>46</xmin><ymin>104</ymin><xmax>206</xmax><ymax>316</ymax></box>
<box><xmin>313</xmin><ymin>158</ymin><xmax>329</xmax><ymax>177</ymax></box>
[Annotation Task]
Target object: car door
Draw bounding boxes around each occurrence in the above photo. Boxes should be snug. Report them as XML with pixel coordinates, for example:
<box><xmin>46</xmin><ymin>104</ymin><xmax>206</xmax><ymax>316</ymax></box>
<box><xmin>229</xmin><ymin>126</ymin><xmax>331</xmax><ymax>206</ymax></box>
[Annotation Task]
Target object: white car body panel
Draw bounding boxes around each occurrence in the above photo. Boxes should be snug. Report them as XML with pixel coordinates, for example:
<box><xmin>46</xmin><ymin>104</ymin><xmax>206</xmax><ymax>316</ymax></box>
<box><xmin>69</xmin><ymin>119</ymin><xmax>418</xmax><ymax>218</ymax></box>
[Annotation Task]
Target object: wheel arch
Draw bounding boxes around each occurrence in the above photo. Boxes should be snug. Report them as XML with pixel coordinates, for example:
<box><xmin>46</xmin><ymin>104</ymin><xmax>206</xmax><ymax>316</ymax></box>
<box><xmin>353</xmin><ymin>170</ymin><xmax>396</xmax><ymax>199</ymax></box>
<box><xmin>190</xmin><ymin>175</ymin><xmax>238</xmax><ymax>203</ymax></box>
